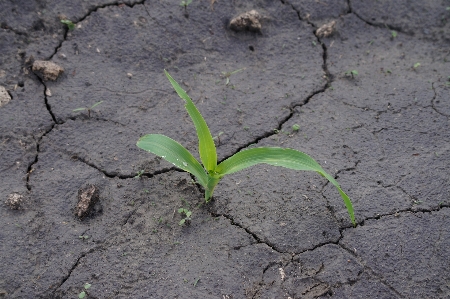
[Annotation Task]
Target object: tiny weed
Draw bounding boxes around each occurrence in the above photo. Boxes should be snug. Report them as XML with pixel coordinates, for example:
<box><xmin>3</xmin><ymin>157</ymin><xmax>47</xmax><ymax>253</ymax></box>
<box><xmin>312</xmin><ymin>40</ymin><xmax>317</xmax><ymax>46</ymax></box>
<box><xmin>78</xmin><ymin>283</ymin><xmax>91</xmax><ymax>299</ymax></box>
<box><xmin>79</xmin><ymin>235</ymin><xmax>89</xmax><ymax>240</ymax></box>
<box><xmin>193</xmin><ymin>277</ymin><xmax>200</xmax><ymax>287</ymax></box>
<box><xmin>413</xmin><ymin>62</ymin><xmax>421</xmax><ymax>69</ymax></box>
<box><xmin>180</xmin><ymin>0</ymin><xmax>192</xmax><ymax>10</ymax></box>
<box><xmin>178</xmin><ymin>208</ymin><xmax>192</xmax><ymax>226</ymax></box>
<box><xmin>292</xmin><ymin>124</ymin><xmax>300</xmax><ymax>132</ymax></box>
<box><xmin>345</xmin><ymin>70</ymin><xmax>358</xmax><ymax>78</ymax></box>
<box><xmin>61</xmin><ymin>19</ymin><xmax>75</xmax><ymax>30</ymax></box>
<box><xmin>73</xmin><ymin>101</ymin><xmax>103</xmax><ymax>118</ymax></box>
<box><xmin>221</xmin><ymin>68</ymin><xmax>245</xmax><ymax>86</ymax></box>
<box><xmin>134</xmin><ymin>169</ymin><xmax>145</xmax><ymax>179</ymax></box>
<box><xmin>212</xmin><ymin>131</ymin><xmax>224</xmax><ymax>145</ymax></box>
<box><xmin>386</xmin><ymin>70</ymin><xmax>392</xmax><ymax>74</ymax></box>
<box><xmin>391</xmin><ymin>30</ymin><xmax>397</xmax><ymax>38</ymax></box>
<box><xmin>137</xmin><ymin>71</ymin><xmax>356</xmax><ymax>225</ymax></box>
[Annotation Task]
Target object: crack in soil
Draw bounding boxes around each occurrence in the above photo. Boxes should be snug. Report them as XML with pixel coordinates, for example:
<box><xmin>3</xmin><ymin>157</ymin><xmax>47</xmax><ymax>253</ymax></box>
<box><xmin>347</xmin><ymin>0</ymin><xmax>406</xmax><ymax>34</ymax></box>
<box><xmin>52</xmin><ymin>246</ymin><xmax>103</xmax><ymax>296</ymax></box>
<box><xmin>430</xmin><ymin>81</ymin><xmax>450</xmax><ymax>118</ymax></box>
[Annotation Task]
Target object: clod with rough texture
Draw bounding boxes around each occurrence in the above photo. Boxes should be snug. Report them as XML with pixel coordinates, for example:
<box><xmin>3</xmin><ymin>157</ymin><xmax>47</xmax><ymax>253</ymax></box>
<box><xmin>5</xmin><ymin>193</ymin><xmax>23</xmax><ymax>210</ymax></box>
<box><xmin>0</xmin><ymin>86</ymin><xmax>11</xmax><ymax>107</ymax></box>
<box><xmin>316</xmin><ymin>20</ymin><xmax>336</xmax><ymax>38</ymax></box>
<box><xmin>229</xmin><ymin>10</ymin><xmax>262</xmax><ymax>32</ymax></box>
<box><xmin>76</xmin><ymin>185</ymin><xmax>99</xmax><ymax>218</ymax></box>
<box><xmin>32</xmin><ymin>60</ymin><xmax>64</xmax><ymax>81</ymax></box>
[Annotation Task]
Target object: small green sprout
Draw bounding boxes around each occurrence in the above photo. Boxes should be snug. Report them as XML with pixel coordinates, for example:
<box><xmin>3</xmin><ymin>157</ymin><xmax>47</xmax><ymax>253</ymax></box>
<box><xmin>312</xmin><ymin>40</ymin><xmax>317</xmax><ymax>46</ymax></box>
<box><xmin>180</xmin><ymin>0</ymin><xmax>192</xmax><ymax>10</ymax></box>
<box><xmin>212</xmin><ymin>131</ymin><xmax>224</xmax><ymax>145</ymax></box>
<box><xmin>446</xmin><ymin>7</ymin><xmax>450</xmax><ymax>10</ymax></box>
<box><xmin>345</xmin><ymin>70</ymin><xmax>358</xmax><ymax>78</ymax></box>
<box><xmin>413</xmin><ymin>62</ymin><xmax>421</xmax><ymax>69</ymax></box>
<box><xmin>178</xmin><ymin>208</ymin><xmax>192</xmax><ymax>226</ymax></box>
<box><xmin>78</xmin><ymin>283</ymin><xmax>91</xmax><ymax>299</ymax></box>
<box><xmin>137</xmin><ymin>71</ymin><xmax>356</xmax><ymax>225</ymax></box>
<box><xmin>221</xmin><ymin>68</ymin><xmax>245</xmax><ymax>86</ymax></box>
<box><xmin>61</xmin><ymin>19</ymin><xmax>75</xmax><ymax>30</ymax></box>
<box><xmin>134</xmin><ymin>169</ymin><xmax>145</xmax><ymax>179</ymax></box>
<box><xmin>73</xmin><ymin>101</ymin><xmax>103</xmax><ymax>118</ymax></box>
<box><xmin>292</xmin><ymin>124</ymin><xmax>300</xmax><ymax>131</ymax></box>
<box><xmin>193</xmin><ymin>277</ymin><xmax>200</xmax><ymax>287</ymax></box>
<box><xmin>391</xmin><ymin>30</ymin><xmax>397</xmax><ymax>38</ymax></box>
<box><xmin>79</xmin><ymin>235</ymin><xmax>89</xmax><ymax>240</ymax></box>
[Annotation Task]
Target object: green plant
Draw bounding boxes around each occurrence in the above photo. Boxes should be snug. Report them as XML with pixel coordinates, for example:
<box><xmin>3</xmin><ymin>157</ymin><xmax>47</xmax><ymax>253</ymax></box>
<box><xmin>137</xmin><ymin>71</ymin><xmax>355</xmax><ymax>225</ymax></box>
<box><xmin>345</xmin><ymin>70</ymin><xmax>358</xmax><ymax>78</ymax></box>
<box><xmin>221</xmin><ymin>68</ymin><xmax>245</xmax><ymax>85</ymax></box>
<box><xmin>178</xmin><ymin>208</ymin><xmax>192</xmax><ymax>225</ymax></box>
<box><xmin>73</xmin><ymin>101</ymin><xmax>103</xmax><ymax>117</ymax></box>
<box><xmin>413</xmin><ymin>62</ymin><xmax>421</xmax><ymax>69</ymax></box>
<box><xmin>292</xmin><ymin>124</ymin><xmax>300</xmax><ymax>131</ymax></box>
<box><xmin>134</xmin><ymin>169</ymin><xmax>145</xmax><ymax>178</ymax></box>
<box><xmin>180</xmin><ymin>0</ymin><xmax>192</xmax><ymax>10</ymax></box>
<box><xmin>78</xmin><ymin>283</ymin><xmax>91</xmax><ymax>299</ymax></box>
<box><xmin>79</xmin><ymin>235</ymin><xmax>89</xmax><ymax>240</ymax></box>
<box><xmin>391</xmin><ymin>30</ymin><xmax>397</xmax><ymax>38</ymax></box>
<box><xmin>61</xmin><ymin>19</ymin><xmax>75</xmax><ymax>30</ymax></box>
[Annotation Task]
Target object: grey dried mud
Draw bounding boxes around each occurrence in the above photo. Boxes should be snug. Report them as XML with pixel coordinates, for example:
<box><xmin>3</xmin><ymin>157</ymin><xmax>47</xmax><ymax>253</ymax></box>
<box><xmin>0</xmin><ymin>0</ymin><xmax>449</xmax><ymax>298</ymax></box>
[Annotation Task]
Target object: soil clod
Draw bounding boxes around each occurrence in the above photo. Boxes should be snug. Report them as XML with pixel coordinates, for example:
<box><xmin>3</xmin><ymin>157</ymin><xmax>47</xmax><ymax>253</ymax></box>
<box><xmin>32</xmin><ymin>60</ymin><xmax>64</xmax><ymax>81</ymax></box>
<box><xmin>229</xmin><ymin>10</ymin><xmax>262</xmax><ymax>32</ymax></box>
<box><xmin>0</xmin><ymin>86</ymin><xmax>11</xmax><ymax>107</ymax></box>
<box><xmin>5</xmin><ymin>193</ymin><xmax>23</xmax><ymax>210</ymax></box>
<box><xmin>316</xmin><ymin>21</ymin><xmax>336</xmax><ymax>38</ymax></box>
<box><xmin>76</xmin><ymin>185</ymin><xmax>100</xmax><ymax>218</ymax></box>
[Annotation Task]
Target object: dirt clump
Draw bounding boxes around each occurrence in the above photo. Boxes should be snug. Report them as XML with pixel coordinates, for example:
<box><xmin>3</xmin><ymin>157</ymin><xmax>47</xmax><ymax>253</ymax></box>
<box><xmin>316</xmin><ymin>20</ymin><xmax>336</xmax><ymax>38</ymax></box>
<box><xmin>5</xmin><ymin>193</ymin><xmax>23</xmax><ymax>210</ymax></box>
<box><xmin>229</xmin><ymin>10</ymin><xmax>262</xmax><ymax>32</ymax></box>
<box><xmin>76</xmin><ymin>185</ymin><xmax>100</xmax><ymax>218</ymax></box>
<box><xmin>32</xmin><ymin>60</ymin><xmax>64</xmax><ymax>81</ymax></box>
<box><xmin>0</xmin><ymin>86</ymin><xmax>11</xmax><ymax>107</ymax></box>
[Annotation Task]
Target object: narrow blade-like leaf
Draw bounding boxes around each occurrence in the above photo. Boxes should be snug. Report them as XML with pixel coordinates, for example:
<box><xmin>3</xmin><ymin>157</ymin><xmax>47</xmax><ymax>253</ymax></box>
<box><xmin>90</xmin><ymin>101</ymin><xmax>103</xmax><ymax>109</ymax></box>
<box><xmin>164</xmin><ymin>70</ymin><xmax>217</xmax><ymax>172</ymax></box>
<box><xmin>216</xmin><ymin>147</ymin><xmax>355</xmax><ymax>224</ymax></box>
<box><xmin>137</xmin><ymin>134</ymin><xmax>208</xmax><ymax>187</ymax></box>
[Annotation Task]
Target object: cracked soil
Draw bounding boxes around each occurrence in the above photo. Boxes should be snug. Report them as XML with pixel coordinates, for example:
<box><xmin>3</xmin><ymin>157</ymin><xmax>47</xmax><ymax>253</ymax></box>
<box><xmin>0</xmin><ymin>0</ymin><xmax>449</xmax><ymax>298</ymax></box>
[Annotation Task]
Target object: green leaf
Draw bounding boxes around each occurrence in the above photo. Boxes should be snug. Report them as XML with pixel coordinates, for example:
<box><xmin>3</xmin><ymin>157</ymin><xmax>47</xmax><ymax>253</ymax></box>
<box><xmin>216</xmin><ymin>147</ymin><xmax>355</xmax><ymax>224</ymax></box>
<box><xmin>177</xmin><ymin>208</ymin><xmax>185</xmax><ymax>213</ymax></box>
<box><xmin>137</xmin><ymin>134</ymin><xmax>208</xmax><ymax>187</ymax></box>
<box><xmin>179</xmin><ymin>219</ymin><xmax>186</xmax><ymax>226</ymax></box>
<box><xmin>90</xmin><ymin>101</ymin><xmax>103</xmax><ymax>109</ymax></box>
<box><xmin>164</xmin><ymin>70</ymin><xmax>217</xmax><ymax>172</ymax></box>
<box><xmin>84</xmin><ymin>283</ymin><xmax>91</xmax><ymax>289</ymax></box>
<box><xmin>78</xmin><ymin>291</ymin><xmax>86</xmax><ymax>299</ymax></box>
<box><xmin>73</xmin><ymin>108</ymin><xmax>86</xmax><ymax>112</ymax></box>
<box><xmin>61</xmin><ymin>19</ymin><xmax>75</xmax><ymax>30</ymax></box>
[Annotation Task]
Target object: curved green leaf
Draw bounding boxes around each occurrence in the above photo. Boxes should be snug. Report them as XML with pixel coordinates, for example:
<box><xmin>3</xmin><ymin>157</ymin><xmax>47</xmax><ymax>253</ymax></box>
<box><xmin>216</xmin><ymin>147</ymin><xmax>355</xmax><ymax>224</ymax></box>
<box><xmin>164</xmin><ymin>70</ymin><xmax>217</xmax><ymax>172</ymax></box>
<box><xmin>137</xmin><ymin>134</ymin><xmax>208</xmax><ymax>187</ymax></box>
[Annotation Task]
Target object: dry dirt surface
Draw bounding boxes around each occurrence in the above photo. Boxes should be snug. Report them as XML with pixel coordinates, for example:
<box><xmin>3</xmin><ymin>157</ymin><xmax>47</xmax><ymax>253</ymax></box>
<box><xmin>1</xmin><ymin>0</ymin><xmax>449</xmax><ymax>298</ymax></box>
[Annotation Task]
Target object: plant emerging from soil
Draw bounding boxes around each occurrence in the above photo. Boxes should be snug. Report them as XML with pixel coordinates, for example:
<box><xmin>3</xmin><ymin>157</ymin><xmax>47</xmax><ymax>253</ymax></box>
<box><xmin>137</xmin><ymin>71</ymin><xmax>355</xmax><ymax>225</ymax></box>
<box><xmin>73</xmin><ymin>101</ymin><xmax>103</xmax><ymax>118</ymax></box>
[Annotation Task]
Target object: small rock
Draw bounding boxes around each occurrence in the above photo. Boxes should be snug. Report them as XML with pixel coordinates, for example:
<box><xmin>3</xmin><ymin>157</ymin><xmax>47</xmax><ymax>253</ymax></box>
<box><xmin>316</xmin><ymin>21</ymin><xmax>336</xmax><ymax>38</ymax></box>
<box><xmin>5</xmin><ymin>193</ymin><xmax>23</xmax><ymax>210</ymax></box>
<box><xmin>229</xmin><ymin>10</ymin><xmax>262</xmax><ymax>32</ymax></box>
<box><xmin>32</xmin><ymin>60</ymin><xmax>64</xmax><ymax>81</ymax></box>
<box><xmin>0</xmin><ymin>86</ymin><xmax>11</xmax><ymax>107</ymax></box>
<box><xmin>76</xmin><ymin>185</ymin><xmax>99</xmax><ymax>218</ymax></box>
<box><xmin>45</xmin><ymin>88</ymin><xmax>52</xmax><ymax>97</ymax></box>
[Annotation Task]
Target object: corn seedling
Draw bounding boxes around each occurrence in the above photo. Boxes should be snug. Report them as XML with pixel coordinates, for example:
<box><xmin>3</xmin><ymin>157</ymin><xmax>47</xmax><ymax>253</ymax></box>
<box><xmin>137</xmin><ymin>71</ymin><xmax>355</xmax><ymax>225</ymax></box>
<box><xmin>73</xmin><ymin>101</ymin><xmax>103</xmax><ymax>118</ymax></box>
<box><xmin>61</xmin><ymin>19</ymin><xmax>75</xmax><ymax>30</ymax></box>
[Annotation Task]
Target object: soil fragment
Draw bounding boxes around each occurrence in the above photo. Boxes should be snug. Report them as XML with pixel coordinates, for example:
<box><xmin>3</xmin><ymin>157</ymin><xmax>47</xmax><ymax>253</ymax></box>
<box><xmin>316</xmin><ymin>21</ymin><xmax>336</xmax><ymax>38</ymax></box>
<box><xmin>229</xmin><ymin>10</ymin><xmax>262</xmax><ymax>32</ymax></box>
<box><xmin>0</xmin><ymin>86</ymin><xmax>11</xmax><ymax>107</ymax></box>
<box><xmin>76</xmin><ymin>185</ymin><xmax>100</xmax><ymax>218</ymax></box>
<box><xmin>5</xmin><ymin>193</ymin><xmax>23</xmax><ymax>210</ymax></box>
<box><xmin>32</xmin><ymin>60</ymin><xmax>64</xmax><ymax>81</ymax></box>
